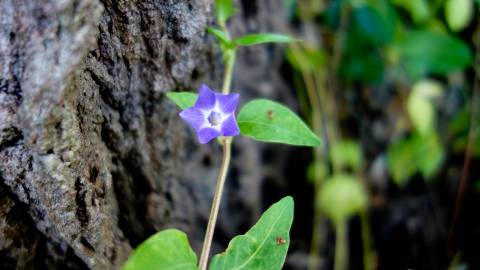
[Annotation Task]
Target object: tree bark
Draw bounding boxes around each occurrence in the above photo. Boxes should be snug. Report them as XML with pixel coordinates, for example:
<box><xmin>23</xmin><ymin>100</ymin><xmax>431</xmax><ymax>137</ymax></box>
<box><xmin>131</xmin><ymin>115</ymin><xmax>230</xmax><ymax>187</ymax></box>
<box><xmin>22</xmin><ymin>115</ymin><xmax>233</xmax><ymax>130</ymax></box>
<box><xmin>0</xmin><ymin>0</ymin><xmax>294</xmax><ymax>269</ymax></box>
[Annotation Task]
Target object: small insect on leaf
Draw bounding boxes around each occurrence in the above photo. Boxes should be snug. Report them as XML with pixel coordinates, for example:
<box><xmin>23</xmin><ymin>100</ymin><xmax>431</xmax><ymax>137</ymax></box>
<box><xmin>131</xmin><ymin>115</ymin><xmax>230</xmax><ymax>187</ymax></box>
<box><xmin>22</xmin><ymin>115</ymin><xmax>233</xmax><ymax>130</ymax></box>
<box><xmin>266</xmin><ymin>110</ymin><xmax>275</xmax><ymax>120</ymax></box>
<box><xmin>276</xmin><ymin>236</ymin><xmax>286</xmax><ymax>245</ymax></box>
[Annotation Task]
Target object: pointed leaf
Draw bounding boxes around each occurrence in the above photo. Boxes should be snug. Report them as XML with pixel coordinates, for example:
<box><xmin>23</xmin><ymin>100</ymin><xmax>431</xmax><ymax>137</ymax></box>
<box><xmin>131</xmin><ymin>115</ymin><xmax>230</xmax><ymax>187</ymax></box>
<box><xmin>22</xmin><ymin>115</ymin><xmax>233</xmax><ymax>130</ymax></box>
<box><xmin>215</xmin><ymin>0</ymin><xmax>235</xmax><ymax>25</ymax></box>
<box><xmin>238</xmin><ymin>99</ymin><xmax>321</xmax><ymax>146</ymax></box>
<box><xmin>234</xmin><ymin>33</ymin><xmax>299</xmax><ymax>47</ymax></box>
<box><xmin>166</xmin><ymin>92</ymin><xmax>198</xmax><ymax>110</ymax></box>
<box><xmin>208</xmin><ymin>27</ymin><xmax>233</xmax><ymax>48</ymax></box>
<box><xmin>209</xmin><ymin>196</ymin><xmax>294</xmax><ymax>270</ymax></box>
<box><xmin>445</xmin><ymin>0</ymin><xmax>474</xmax><ymax>32</ymax></box>
<box><xmin>393</xmin><ymin>30</ymin><xmax>472</xmax><ymax>78</ymax></box>
<box><xmin>407</xmin><ymin>80</ymin><xmax>443</xmax><ymax>135</ymax></box>
<box><xmin>123</xmin><ymin>229</ymin><xmax>199</xmax><ymax>270</ymax></box>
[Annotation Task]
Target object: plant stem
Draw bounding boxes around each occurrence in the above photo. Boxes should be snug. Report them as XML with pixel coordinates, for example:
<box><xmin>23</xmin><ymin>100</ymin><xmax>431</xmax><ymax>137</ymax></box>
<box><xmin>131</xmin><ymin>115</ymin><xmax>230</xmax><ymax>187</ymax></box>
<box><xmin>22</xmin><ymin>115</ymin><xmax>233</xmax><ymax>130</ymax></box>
<box><xmin>449</xmin><ymin>17</ymin><xmax>480</xmax><ymax>253</ymax></box>
<box><xmin>334</xmin><ymin>220</ymin><xmax>348</xmax><ymax>270</ymax></box>
<box><xmin>308</xmin><ymin>184</ymin><xmax>324</xmax><ymax>270</ymax></box>
<box><xmin>360</xmin><ymin>210</ymin><xmax>375</xmax><ymax>270</ymax></box>
<box><xmin>222</xmin><ymin>49</ymin><xmax>236</xmax><ymax>94</ymax></box>
<box><xmin>199</xmin><ymin>137</ymin><xmax>232</xmax><ymax>270</ymax></box>
<box><xmin>291</xmin><ymin>45</ymin><xmax>324</xmax><ymax>270</ymax></box>
<box><xmin>198</xmin><ymin>30</ymin><xmax>236</xmax><ymax>269</ymax></box>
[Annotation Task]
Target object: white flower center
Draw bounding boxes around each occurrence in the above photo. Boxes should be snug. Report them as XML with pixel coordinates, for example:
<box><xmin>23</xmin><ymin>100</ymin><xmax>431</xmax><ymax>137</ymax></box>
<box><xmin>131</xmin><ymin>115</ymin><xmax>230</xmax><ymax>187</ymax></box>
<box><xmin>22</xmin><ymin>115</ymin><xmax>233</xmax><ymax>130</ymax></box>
<box><xmin>207</xmin><ymin>111</ymin><xmax>222</xmax><ymax>126</ymax></box>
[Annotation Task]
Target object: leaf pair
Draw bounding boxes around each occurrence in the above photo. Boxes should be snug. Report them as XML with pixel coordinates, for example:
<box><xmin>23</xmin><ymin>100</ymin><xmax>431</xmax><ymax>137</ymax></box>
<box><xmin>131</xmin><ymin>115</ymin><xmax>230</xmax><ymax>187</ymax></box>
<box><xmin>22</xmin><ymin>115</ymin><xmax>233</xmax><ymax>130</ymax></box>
<box><xmin>209</xmin><ymin>27</ymin><xmax>299</xmax><ymax>49</ymax></box>
<box><xmin>167</xmin><ymin>92</ymin><xmax>321</xmax><ymax>147</ymax></box>
<box><xmin>212</xmin><ymin>0</ymin><xmax>298</xmax><ymax>48</ymax></box>
<box><xmin>124</xmin><ymin>196</ymin><xmax>295</xmax><ymax>270</ymax></box>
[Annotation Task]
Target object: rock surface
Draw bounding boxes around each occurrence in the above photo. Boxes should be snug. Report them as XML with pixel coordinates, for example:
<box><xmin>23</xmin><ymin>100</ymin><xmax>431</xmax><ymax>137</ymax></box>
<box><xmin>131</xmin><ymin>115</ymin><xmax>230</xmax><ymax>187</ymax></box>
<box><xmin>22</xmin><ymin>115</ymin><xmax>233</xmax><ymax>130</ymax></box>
<box><xmin>0</xmin><ymin>0</ymin><xmax>297</xmax><ymax>269</ymax></box>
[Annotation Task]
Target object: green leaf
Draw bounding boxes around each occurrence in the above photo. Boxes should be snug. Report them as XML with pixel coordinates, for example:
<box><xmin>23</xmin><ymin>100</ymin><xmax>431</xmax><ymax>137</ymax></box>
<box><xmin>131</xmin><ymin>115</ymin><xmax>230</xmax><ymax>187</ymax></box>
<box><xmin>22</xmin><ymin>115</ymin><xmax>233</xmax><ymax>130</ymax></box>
<box><xmin>416</xmin><ymin>132</ymin><xmax>444</xmax><ymax>179</ymax></box>
<box><xmin>318</xmin><ymin>174</ymin><xmax>368</xmax><ymax>225</ymax></box>
<box><xmin>234</xmin><ymin>33</ymin><xmax>299</xmax><ymax>47</ymax></box>
<box><xmin>407</xmin><ymin>80</ymin><xmax>443</xmax><ymax>135</ymax></box>
<box><xmin>341</xmin><ymin>30</ymin><xmax>385</xmax><ymax>82</ymax></box>
<box><xmin>445</xmin><ymin>0</ymin><xmax>474</xmax><ymax>32</ymax></box>
<box><xmin>407</xmin><ymin>94</ymin><xmax>434</xmax><ymax>135</ymax></box>
<box><xmin>387</xmin><ymin>137</ymin><xmax>418</xmax><ymax>185</ymax></box>
<box><xmin>215</xmin><ymin>0</ymin><xmax>235</xmax><ymax>25</ymax></box>
<box><xmin>123</xmin><ymin>229</ymin><xmax>199</xmax><ymax>270</ymax></box>
<box><xmin>387</xmin><ymin>132</ymin><xmax>445</xmax><ymax>185</ymax></box>
<box><xmin>166</xmin><ymin>92</ymin><xmax>197</xmax><ymax>110</ymax></box>
<box><xmin>353</xmin><ymin>4</ymin><xmax>396</xmax><ymax>45</ymax></box>
<box><xmin>208</xmin><ymin>27</ymin><xmax>233</xmax><ymax>48</ymax></box>
<box><xmin>209</xmin><ymin>196</ymin><xmax>294</xmax><ymax>270</ymax></box>
<box><xmin>393</xmin><ymin>30</ymin><xmax>472</xmax><ymax>78</ymax></box>
<box><xmin>237</xmin><ymin>99</ymin><xmax>321</xmax><ymax>146</ymax></box>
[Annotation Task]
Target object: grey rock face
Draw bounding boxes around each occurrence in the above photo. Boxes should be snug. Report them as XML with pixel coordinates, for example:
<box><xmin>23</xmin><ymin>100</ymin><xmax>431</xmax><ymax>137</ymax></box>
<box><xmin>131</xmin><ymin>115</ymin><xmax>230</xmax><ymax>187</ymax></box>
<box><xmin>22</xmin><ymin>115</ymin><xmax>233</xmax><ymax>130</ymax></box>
<box><xmin>0</xmin><ymin>0</ymin><xmax>212</xmax><ymax>268</ymax></box>
<box><xmin>0</xmin><ymin>0</ymin><xmax>293</xmax><ymax>268</ymax></box>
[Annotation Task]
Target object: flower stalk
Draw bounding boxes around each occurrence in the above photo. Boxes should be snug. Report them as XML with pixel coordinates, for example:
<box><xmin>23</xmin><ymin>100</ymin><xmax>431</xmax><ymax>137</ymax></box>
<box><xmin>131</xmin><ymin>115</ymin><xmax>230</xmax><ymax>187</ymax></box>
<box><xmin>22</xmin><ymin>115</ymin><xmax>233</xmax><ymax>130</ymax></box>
<box><xmin>198</xmin><ymin>137</ymin><xmax>232</xmax><ymax>269</ymax></box>
<box><xmin>198</xmin><ymin>38</ymin><xmax>237</xmax><ymax>269</ymax></box>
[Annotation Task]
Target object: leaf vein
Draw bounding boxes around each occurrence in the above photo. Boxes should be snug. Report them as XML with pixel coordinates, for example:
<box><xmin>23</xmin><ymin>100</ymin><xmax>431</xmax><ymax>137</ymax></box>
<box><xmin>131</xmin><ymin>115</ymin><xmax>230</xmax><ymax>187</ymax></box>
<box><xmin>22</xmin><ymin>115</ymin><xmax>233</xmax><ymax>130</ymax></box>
<box><xmin>231</xmin><ymin>204</ymin><xmax>289</xmax><ymax>270</ymax></box>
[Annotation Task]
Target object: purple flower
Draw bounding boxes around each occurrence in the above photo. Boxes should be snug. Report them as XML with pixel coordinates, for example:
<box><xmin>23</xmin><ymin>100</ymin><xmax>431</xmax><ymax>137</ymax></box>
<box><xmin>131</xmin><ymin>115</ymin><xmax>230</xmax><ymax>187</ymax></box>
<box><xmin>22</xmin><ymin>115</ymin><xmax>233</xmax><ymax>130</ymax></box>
<box><xmin>180</xmin><ymin>84</ymin><xmax>240</xmax><ymax>144</ymax></box>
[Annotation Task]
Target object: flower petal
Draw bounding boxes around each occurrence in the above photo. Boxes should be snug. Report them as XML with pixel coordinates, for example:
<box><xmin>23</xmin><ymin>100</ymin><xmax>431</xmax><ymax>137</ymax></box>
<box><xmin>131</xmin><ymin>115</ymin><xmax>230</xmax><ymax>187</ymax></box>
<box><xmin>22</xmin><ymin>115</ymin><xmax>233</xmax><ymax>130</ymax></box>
<box><xmin>216</xmin><ymin>93</ymin><xmax>239</xmax><ymax>114</ymax></box>
<box><xmin>179</xmin><ymin>108</ymin><xmax>205</xmax><ymax>131</ymax></box>
<box><xmin>197</xmin><ymin>127</ymin><xmax>221</xmax><ymax>144</ymax></box>
<box><xmin>194</xmin><ymin>84</ymin><xmax>216</xmax><ymax>110</ymax></box>
<box><xmin>221</xmin><ymin>115</ymin><xmax>240</xmax><ymax>136</ymax></box>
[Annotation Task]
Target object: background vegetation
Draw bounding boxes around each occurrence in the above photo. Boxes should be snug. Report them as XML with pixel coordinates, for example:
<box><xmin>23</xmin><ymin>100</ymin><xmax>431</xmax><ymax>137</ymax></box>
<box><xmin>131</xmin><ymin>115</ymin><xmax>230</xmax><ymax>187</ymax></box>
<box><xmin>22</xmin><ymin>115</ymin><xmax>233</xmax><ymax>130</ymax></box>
<box><xmin>280</xmin><ymin>0</ymin><xmax>479</xmax><ymax>269</ymax></box>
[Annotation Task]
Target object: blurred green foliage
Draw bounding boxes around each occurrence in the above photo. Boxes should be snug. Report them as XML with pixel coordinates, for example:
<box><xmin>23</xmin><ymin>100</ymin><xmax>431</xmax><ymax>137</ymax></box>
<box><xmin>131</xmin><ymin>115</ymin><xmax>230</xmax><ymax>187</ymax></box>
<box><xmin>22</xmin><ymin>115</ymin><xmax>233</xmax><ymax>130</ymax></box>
<box><xmin>393</xmin><ymin>31</ymin><xmax>472</xmax><ymax>79</ymax></box>
<box><xmin>445</xmin><ymin>0</ymin><xmax>474</xmax><ymax>31</ymax></box>
<box><xmin>331</xmin><ymin>140</ymin><xmax>363</xmax><ymax>171</ymax></box>
<box><xmin>286</xmin><ymin>0</ymin><xmax>476</xmax><ymax>187</ymax></box>
<box><xmin>324</xmin><ymin>0</ymin><xmax>473</xmax><ymax>82</ymax></box>
<box><xmin>387</xmin><ymin>131</ymin><xmax>445</xmax><ymax>185</ymax></box>
<box><xmin>319</xmin><ymin>174</ymin><xmax>368</xmax><ymax>225</ymax></box>
<box><xmin>284</xmin><ymin>0</ymin><xmax>477</xmax><ymax>268</ymax></box>
<box><xmin>450</xmin><ymin>106</ymin><xmax>480</xmax><ymax>156</ymax></box>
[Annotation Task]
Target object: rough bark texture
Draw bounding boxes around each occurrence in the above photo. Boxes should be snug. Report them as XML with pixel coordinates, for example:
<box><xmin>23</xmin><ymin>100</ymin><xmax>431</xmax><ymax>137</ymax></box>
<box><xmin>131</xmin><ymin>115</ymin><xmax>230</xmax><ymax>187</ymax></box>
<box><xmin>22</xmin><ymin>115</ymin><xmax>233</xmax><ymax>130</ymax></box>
<box><xmin>0</xmin><ymin>0</ymin><xmax>297</xmax><ymax>269</ymax></box>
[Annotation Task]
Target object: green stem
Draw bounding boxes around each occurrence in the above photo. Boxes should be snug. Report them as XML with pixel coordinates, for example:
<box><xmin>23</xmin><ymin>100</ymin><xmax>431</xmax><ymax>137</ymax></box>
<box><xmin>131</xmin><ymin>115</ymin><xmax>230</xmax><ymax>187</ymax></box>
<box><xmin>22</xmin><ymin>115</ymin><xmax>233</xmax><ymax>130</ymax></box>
<box><xmin>198</xmin><ymin>138</ymin><xmax>232</xmax><ymax>270</ymax></box>
<box><xmin>360</xmin><ymin>211</ymin><xmax>375</xmax><ymax>270</ymax></box>
<box><xmin>222</xmin><ymin>49</ymin><xmax>236</xmax><ymax>94</ymax></box>
<box><xmin>198</xmin><ymin>31</ymin><xmax>236</xmax><ymax>269</ymax></box>
<box><xmin>289</xmin><ymin>43</ymin><xmax>327</xmax><ymax>270</ymax></box>
<box><xmin>308</xmin><ymin>181</ymin><xmax>324</xmax><ymax>270</ymax></box>
<box><xmin>334</xmin><ymin>220</ymin><xmax>348</xmax><ymax>270</ymax></box>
